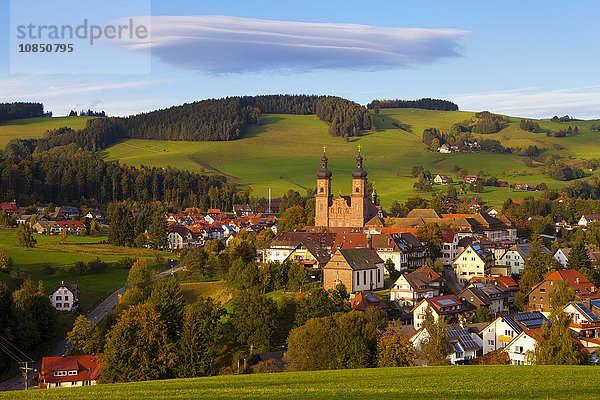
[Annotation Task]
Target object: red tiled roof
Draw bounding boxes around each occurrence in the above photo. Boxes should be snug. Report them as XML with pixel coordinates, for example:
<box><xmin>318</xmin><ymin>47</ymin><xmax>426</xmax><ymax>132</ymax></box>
<box><xmin>544</xmin><ymin>269</ymin><xmax>599</xmax><ymax>299</ymax></box>
<box><xmin>39</xmin><ymin>355</ymin><xmax>102</xmax><ymax>384</ymax></box>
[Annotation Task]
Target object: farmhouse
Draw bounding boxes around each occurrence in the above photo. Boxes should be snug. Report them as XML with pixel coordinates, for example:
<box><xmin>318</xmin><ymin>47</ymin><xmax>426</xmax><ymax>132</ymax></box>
<box><xmin>56</xmin><ymin>220</ymin><xmax>87</xmax><ymax>235</ymax></box>
<box><xmin>433</xmin><ymin>174</ymin><xmax>449</xmax><ymax>185</ymax></box>
<box><xmin>578</xmin><ymin>214</ymin><xmax>600</xmax><ymax>226</ymax></box>
<box><xmin>315</xmin><ymin>152</ymin><xmax>378</xmax><ymax>228</ymax></box>
<box><xmin>39</xmin><ymin>355</ymin><xmax>101</xmax><ymax>388</ymax></box>
<box><xmin>49</xmin><ymin>281</ymin><xmax>79</xmax><ymax>312</ymax></box>
<box><xmin>33</xmin><ymin>220</ymin><xmax>61</xmax><ymax>235</ymax></box>
<box><xmin>463</xmin><ymin>175</ymin><xmax>478</xmax><ymax>184</ymax></box>
<box><xmin>440</xmin><ymin>228</ymin><xmax>458</xmax><ymax>265</ymax></box>
<box><xmin>505</xmin><ymin>329</ymin><xmax>538</xmax><ymax>365</ymax></box>
<box><xmin>438</xmin><ymin>144</ymin><xmax>451</xmax><ymax>153</ymax></box>
<box><xmin>322</xmin><ymin>248</ymin><xmax>384</xmax><ymax>293</ymax></box>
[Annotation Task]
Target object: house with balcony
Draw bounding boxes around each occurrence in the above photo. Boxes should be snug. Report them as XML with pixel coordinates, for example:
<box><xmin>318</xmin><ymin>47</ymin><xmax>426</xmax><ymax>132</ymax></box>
<box><xmin>481</xmin><ymin>311</ymin><xmax>549</xmax><ymax>355</ymax></box>
<box><xmin>390</xmin><ymin>265</ymin><xmax>445</xmax><ymax>307</ymax></box>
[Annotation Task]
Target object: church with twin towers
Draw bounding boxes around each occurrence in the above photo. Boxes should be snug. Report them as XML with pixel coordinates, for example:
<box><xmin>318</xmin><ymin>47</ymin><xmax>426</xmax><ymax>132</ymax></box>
<box><xmin>315</xmin><ymin>147</ymin><xmax>379</xmax><ymax>228</ymax></box>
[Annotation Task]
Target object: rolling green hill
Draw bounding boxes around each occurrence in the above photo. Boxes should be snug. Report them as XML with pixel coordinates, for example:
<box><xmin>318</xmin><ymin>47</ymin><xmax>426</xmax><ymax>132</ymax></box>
<box><xmin>0</xmin><ymin>116</ymin><xmax>95</xmax><ymax>148</ymax></box>
<box><xmin>3</xmin><ymin>365</ymin><xmax>599</xmax><ymax>399</ymax></box>
<box><xmin>100</xmin><ymin>110</ymin><xmax>600</xmax><ymax>206</ymax></box>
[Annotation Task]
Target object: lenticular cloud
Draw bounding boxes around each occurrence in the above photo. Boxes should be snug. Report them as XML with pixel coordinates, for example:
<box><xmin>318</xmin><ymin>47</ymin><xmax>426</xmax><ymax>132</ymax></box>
<box><xmin>121</xmin><ymin>15</ymin><xmax>469</xmax><ymax>74</ymax></box>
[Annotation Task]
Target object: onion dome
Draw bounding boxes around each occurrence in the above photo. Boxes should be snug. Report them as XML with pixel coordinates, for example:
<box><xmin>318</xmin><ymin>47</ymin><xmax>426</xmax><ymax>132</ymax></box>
<box><xmin>317</xmin><ymin>154</ymin><xmax>332</xmax><ymax>179</ymax></box>
<box><xmin>352</xmin><ymin>154</ymin><xmax>367</xmax><ymax>178</ymax></box>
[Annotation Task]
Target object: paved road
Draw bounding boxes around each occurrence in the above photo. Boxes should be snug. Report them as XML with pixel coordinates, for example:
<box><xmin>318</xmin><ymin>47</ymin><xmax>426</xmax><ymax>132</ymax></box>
<box><xmin>443</xmin><ymin>266</ymin><xmax>464</xmax><ymax>294</ymax></box>
<box><xmin>0</xmin><ymin>265</ymin><xmax>183</xmax><ymax>392</ymax></box>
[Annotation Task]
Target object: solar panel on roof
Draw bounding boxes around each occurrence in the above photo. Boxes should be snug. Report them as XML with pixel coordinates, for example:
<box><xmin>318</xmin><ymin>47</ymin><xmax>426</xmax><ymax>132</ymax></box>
<box><xmin>577</xmin><ymin>303</ymin><xmax>599</xmax><ymax>321</ymax></box>
<box><xmin>437</xmin><ymin>298</ymin><xmax>459</xmax><ymax>306</ymax></box>
<box><xmin>364</xmin><ymin>293</ymin><xmax>378</xmax><ymax>302</ymax></box>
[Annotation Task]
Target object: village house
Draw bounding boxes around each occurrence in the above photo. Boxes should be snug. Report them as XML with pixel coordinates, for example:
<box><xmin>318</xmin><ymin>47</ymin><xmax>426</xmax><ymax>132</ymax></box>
<box><xmin>33</xmin><ymin>220</ymin><xmax>61</xmax><ymax>235</ymax></box>
<box><xmin>412</xmin><ymin>295</ymin><xmax>473</xmax><ymax>330</ymax></box>
<box><xmin>554</xmin><ymin>247</ymin><xmax>600</xmax><ymax>268</ymax></box>
<box><xmin>498</xmin><ymin>243</ymin><xmax>551</xmax><ymax>275</ymax></box>
<box><xmin>49</xmin><ymin>282</ymin><xmax>79</xmax><ymax>312</ymax></box>
<box><xmin>458</xmin><ymin>281</ymin><xmax>509</xmax><ymax>316</ymax></box>
<box><xmin>322</xmin><ymin>248</ymin><xmax>385</xmax><ymax>293</ymax></box>
<box><xmin>463</xmin><ymin>175</ymin><xmax>478</xmax><ymax>184</ymax></box>
<box><xmin>433</xmin><ymin>174</ymin><xmax>449</xmax><ymax>185</ymax></box>
<box><xmin>84</xmin><ymin>210</ymin><xmax>103</xmax><ymax>220</ymax></box>
<box><xmin>440</xmin><ymin>228</ymin><xmax>459</xmax><ymax>265</ymax></box>
<box><xmin>481</xmin><ymin>311</ymin><xmax>549</xmax><ymax>354</ymax></box>
<box><xmin>504</xmin><ymin>329</ymin><xmax>538</xmax><ymax>365</ymax></box>
<box><xmin>563</xmin><ymin>301</ymin><xmax>600</xmax><ymax>338</ymax></box>
<box><xmin>350</xmin><ymin>292</ymin><xmax>388</xmax><ymax>311</ymax></box>
<box><xmin>528</xmin><ymin>269</ymin><xmax>599</xmax><ymax>313</ymax></box>
<box><xmin>39</xmin><ymin>355</ymin><xmax>101</xmax><ymax>388</ymax></box>
<box><xmin>411</xmin><ymin>327</ymin><xmax>483</xmax><ymax>364</ymax></box>
<box><xmin>438</xmin><ymin>144</ymin><xmax>451</xmax><ymax>153</ymax></box>
<box><xmin>51</xmin><ymin>206</ymin><xmax>81</xmax><ymax>220</ymax></box>
<box><xmin>514</xmin><ymin>183</ymin><xmax>529</xmax><ymax>191</ymax></box>
<box><xmin>453</xmin><ymin>243</ymin><xmax>495</xmax><ymax>285</ymax></box>
<box><xmin>167</xmin><ymin>225</ymin><xmax>195</xmax><ymax>249</ymax></box>
<box><xmin>263</xmin><ymin>231</ymin><xmax>337</xmax><ymax>265</ymax></box>
<box><xmin>390</xmin><ymin>265</ymin><xmax>445</xmax><ymax>307</ymax></box>
<box><xmin>233</xmin><ymin>204</ymin><xmax>255</xmax><ymax>216</ymax></box>
<box><xmin>0</xmin><ymin>202</ymin><xmax>18</xmax><ymax>214</ymax></box>
<box><xmin>57</xmin><ymin>220</ymin><xmax>87</xmax><ymax>235</ymax></box>
<box><xmin>578</xmin><ymin>214</ymin><xmax>600</xmax><ymax>226</ymax></box>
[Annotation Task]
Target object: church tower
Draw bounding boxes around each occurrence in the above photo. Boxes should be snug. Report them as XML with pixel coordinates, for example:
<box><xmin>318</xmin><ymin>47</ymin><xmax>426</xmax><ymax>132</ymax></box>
<box><xmin>315</xmin><ymin>150</ymin><xmax>332</xmax><ymax>227</ymax></box>
<box><xmin>350</xmin><ymin>151</ymin><xmax>368</xmax><ymax>226</ymax></box>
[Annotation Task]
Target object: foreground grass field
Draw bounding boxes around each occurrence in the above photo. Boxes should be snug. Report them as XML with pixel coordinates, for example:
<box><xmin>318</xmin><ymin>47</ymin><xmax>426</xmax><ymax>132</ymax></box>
<box><xmin>0</xmin><ymin>116</ymin><xmax>94</xmax><ymax>148</ymax></box>
<box><xmin>3</xmin><ymin>365</ymin><xmax>600</xmax><ymax>399</ymax></box>
<box><xmin>101</xmin><ymin>111</ymin><xmax>600</xmax><ymax>206</ymax></box>
<box><xmin>0</xmin><ymin>229</ymin><xmax>173</xmax><ymax>311</ymax></box>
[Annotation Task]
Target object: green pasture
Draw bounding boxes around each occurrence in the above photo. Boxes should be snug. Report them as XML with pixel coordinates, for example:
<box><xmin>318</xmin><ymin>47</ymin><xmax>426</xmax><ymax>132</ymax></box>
<box><xmin>0</xmin><ymin>229</ymin><xmax>171</xmax><ymax>311</ymax></box>
<box><xmin>3</xmin><ymin>365</ymin><xmax>600</xmax><ymax>399</ymax></box>
<box><xmin>0</xmin><ymin>116</ymin><xmax>95</xmax><ymax>148</ymax></box>
<box><xmin>99</xmin><ymin>110</ymin><xmax>600</xmax><ymax>207</ymax></box>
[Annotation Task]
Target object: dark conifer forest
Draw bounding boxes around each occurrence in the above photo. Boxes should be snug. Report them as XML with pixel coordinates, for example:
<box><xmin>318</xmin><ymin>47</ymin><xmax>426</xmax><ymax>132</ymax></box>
<box><xmin>367</xmin><ymin>98</ymin><xmax>459</xmax><ymax>111</ymax></box>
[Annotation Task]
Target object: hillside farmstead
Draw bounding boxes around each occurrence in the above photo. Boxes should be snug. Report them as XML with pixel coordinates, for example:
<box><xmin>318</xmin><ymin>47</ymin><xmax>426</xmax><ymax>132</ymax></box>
<box><xmin>39</xmin><ymin>355</ymin><xmax>101</xmax><ymax>388</ymax></box>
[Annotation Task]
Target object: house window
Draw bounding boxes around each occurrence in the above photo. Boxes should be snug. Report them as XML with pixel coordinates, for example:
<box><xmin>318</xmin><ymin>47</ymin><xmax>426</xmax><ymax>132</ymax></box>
<box><xmin>56</xmin><ymin>296</ymin><xmax>62</xmax><ymax>301</ymax></box>
<box><xmin>378</xmin><ymin>269</ymin><xmax>381</xmax><ymax>283</ymax></box>
<box><xmin>68</xmin><ymin>371</ymin><xmax>78</xmax><ymax>376</ymax></box>
<box><xmin>65</xmin><ymin>296</ymin><xmax>69</xmax><ymax>301</ymax></box>
<box><xmin>488</xmin><ymin>340</ymin><xmax>494</xmax><ymax>346</ymax></box>
<box><xmin>54</xmin><ymin>371</ymin><xmax>67</xmax><ymax>376</ymax></box>
<box><xmin>363</xmin><ymin>271</ymin><xmax>367</xmax><ymax>284</ymax></box>
<box><xmin>357</xmin><ymin>272</ymin><xmax>360</xmax><ymax>286</ymax></box>
<box><xmin>320</xmin><ymin>187</ymin><xmax>324</xmax><ymax>193</ymax></box>
<box><xmin>355</xmin><ymin>187</ymin><xmax>359</xmax><ymax>193</ymax></box>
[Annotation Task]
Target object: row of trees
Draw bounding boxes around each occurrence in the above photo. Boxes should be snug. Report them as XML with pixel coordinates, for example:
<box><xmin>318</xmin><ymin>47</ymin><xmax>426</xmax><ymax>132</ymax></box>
<box><xmin>0</xmin><ymin>102</ymin><xmax>45</xmax><ymax>123</ymax></box>
<box><xmin>367</xmin><ymin>98</ymin><xmax>459</xmax><ymax>111</ymax></box>
<box><xmin>0</xmin><ymin>146</ymin><xmax>234</xmax><ymax>208</ymax></box>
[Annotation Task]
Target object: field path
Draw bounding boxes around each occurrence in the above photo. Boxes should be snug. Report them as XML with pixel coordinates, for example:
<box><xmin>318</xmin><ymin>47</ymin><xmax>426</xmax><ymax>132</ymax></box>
<box><xmin>121</xmin><ymin>142</ymin><xmax>164</xmax><ymax>153</ymax></box>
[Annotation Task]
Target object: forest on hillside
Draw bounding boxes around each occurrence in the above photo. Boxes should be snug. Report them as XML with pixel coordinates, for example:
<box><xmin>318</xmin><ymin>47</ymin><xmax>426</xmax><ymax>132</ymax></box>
<box><xmin>25</xmin><ymin>95</ymin><xmax>374</xmax><ymax>153</ymax></box>
<box><xmin>367</xmin><ymin>98</ymin><xmax>459</xmax><ymax>111</ymax></box>
<box><xmin>0</xmin><ymin>102</ymin><xmax>45</xmax><ymax>123</ymax></box>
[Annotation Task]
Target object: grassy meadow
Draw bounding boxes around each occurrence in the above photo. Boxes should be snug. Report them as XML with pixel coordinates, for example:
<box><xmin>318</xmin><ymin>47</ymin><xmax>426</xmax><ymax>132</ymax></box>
<box><xmin>0</xmin><ymin>116</ymin><xmax>94</xmax><ymax>148</ymax></box>
<box><xmin>100</xmin><ymin>110</ymin><xmax>600</xmax><ymax>206</ymax></box>
<box><xmin>3</xmin><ymin>365</ymin><xmax>600</xmax><ymax>399</ymax></box>
<box><xmin>0</xmin><ymin>229</ymin><xmax>172</xmax><ymax>311</ymax></box>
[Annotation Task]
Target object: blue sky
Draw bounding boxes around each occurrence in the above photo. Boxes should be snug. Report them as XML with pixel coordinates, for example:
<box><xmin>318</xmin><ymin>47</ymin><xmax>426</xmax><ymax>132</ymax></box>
<box><xmin>1</xmin><ymin>0</ymin><xmax>599</xmax><ymax>118</ymax></box>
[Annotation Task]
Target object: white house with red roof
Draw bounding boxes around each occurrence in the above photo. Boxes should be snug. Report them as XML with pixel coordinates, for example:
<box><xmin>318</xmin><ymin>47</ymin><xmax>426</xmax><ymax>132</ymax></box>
<box><xmin>579</xmin><ymin>214</ymin><xmax>600</xmax><ymax>226</ymax></box>
<box><xmin>39</xmin><ymin>355</ymin><xmax>101</xmax><ymax>388</ymax></box>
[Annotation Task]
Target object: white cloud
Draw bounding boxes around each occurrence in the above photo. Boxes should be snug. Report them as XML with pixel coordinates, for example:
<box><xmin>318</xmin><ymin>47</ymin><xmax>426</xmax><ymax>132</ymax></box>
<box><xmin>451</xmin><ymin>85</ymin><xmax>600</xmax><ymax>119</ymax></box>
<box><xmin>118</xmin><ymin>15</ymin><xmax>469</xmax><ymax>74</ymax></box>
